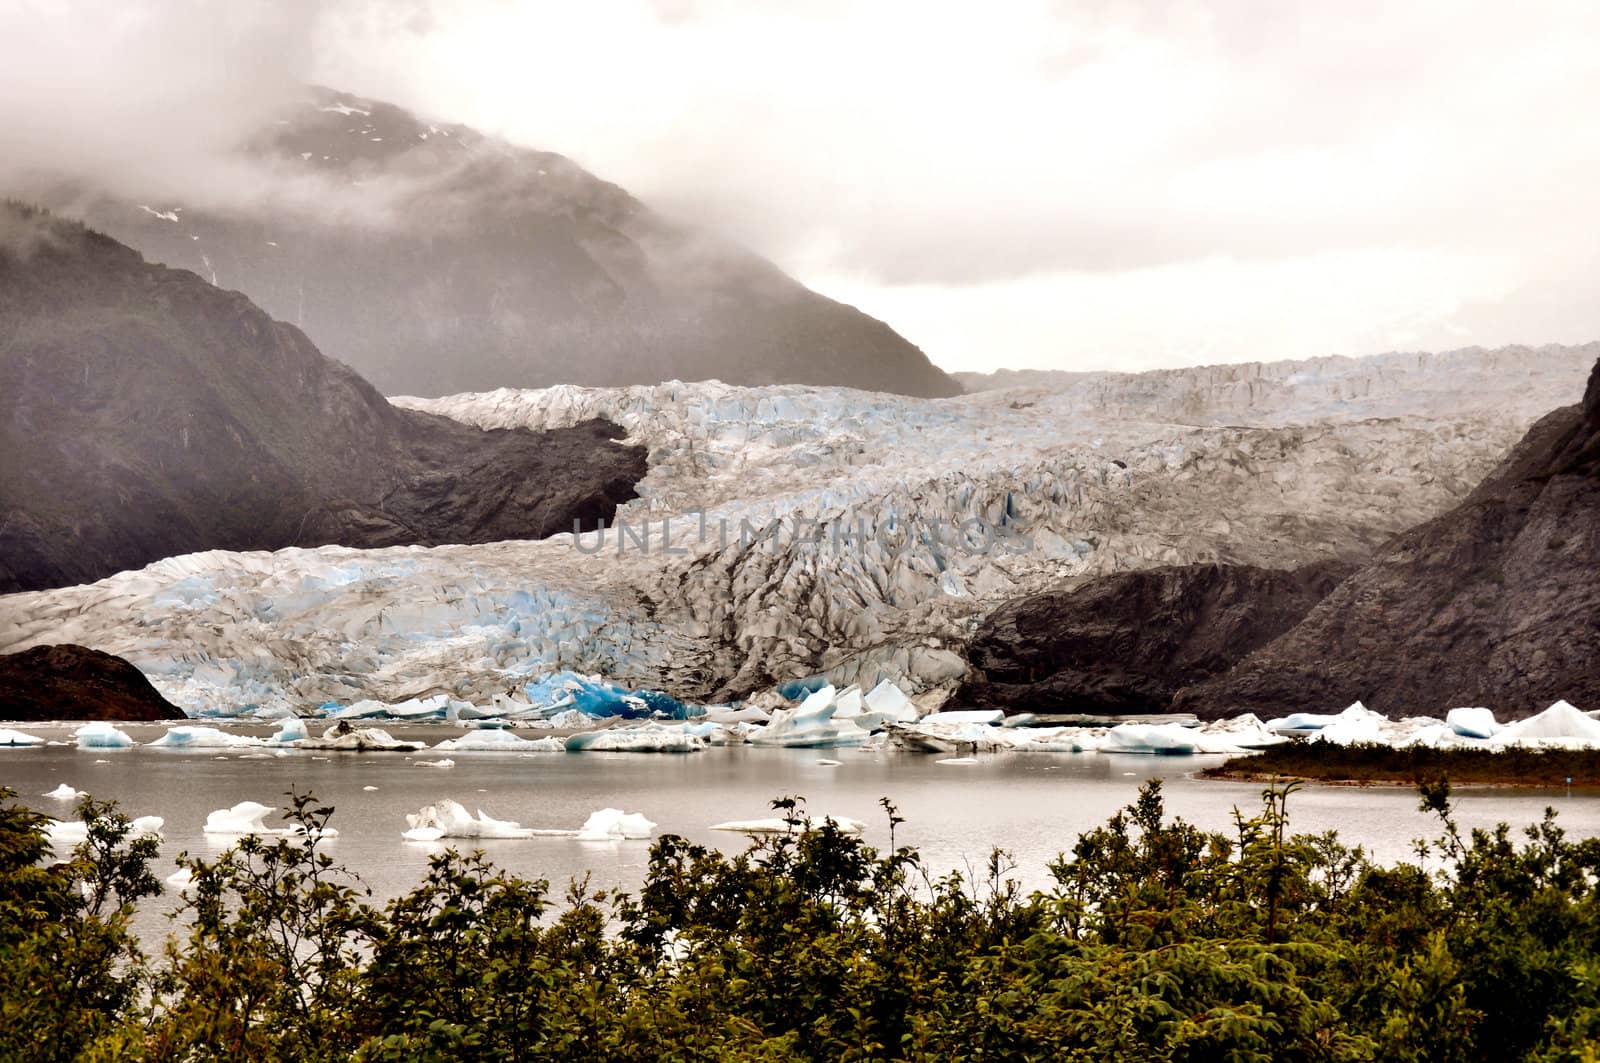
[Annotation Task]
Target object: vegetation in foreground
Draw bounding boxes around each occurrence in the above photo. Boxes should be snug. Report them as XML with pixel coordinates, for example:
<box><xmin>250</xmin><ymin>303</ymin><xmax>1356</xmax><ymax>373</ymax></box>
<box><xmin>6</xmin><ymin>781</ymin><xmax>1600</xmax><ymax>1061</ymax></box>
<box><xmin>1206</xmin><ymin>742</ymin><xmax>1600</xmax><ymax>787</ymax></box>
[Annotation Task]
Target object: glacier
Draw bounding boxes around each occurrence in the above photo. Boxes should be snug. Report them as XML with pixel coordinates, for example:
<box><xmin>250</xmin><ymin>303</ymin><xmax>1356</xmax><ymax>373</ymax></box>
<box><xmin>0</xmin><ymin>349</ymin><xmax>1592</xmax><ymax>723</ymax></box>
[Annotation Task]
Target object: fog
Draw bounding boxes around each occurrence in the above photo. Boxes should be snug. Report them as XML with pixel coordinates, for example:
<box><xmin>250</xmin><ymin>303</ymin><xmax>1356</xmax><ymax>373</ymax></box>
<box><xmin>3</xmin><ymin>0</ymin><xmax>1597</xmax><ymax>372</ymax></box>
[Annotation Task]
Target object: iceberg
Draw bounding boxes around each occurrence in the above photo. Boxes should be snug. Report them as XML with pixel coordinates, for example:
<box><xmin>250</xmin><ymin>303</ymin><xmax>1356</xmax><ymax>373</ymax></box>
<box><xmin>937</xmin><ymin>757</ymin><xmax>979</xmax><ymax>766</ymax></box>
<box><xmin>831</xmin><ymin>686</ymin><xmax>864</xmax><ymax>718</ymax></box>
<box><xmin>203</xmin><ymin>801</ymin><xmax>282</xmax><ymax>835</ymax></box>
<box><xmin>432</xmin><ymin>730</ymin><xmax>566</xmax><ymax>753</ymax></box>
<box><xmin>166</xmin><ymin>868</ymin><xmax>195</xmax><ymax>892</ymax></box>
<box><xmin>130</xmin><ymin>815</ymin><xmax>164</xmax><ymax>838</ymax></box>
<box><xmin>574</xmin><ymin>808</ymin><xmax>657</xmax><ymax>841</ymax></box>
<box><xmin>328</xmin><ymin>699</ymin><xmax>397</xmax><ymax>720</ymax></box>
<box><xmin>44</xmin><ymin>818</ymin><xmax>89</xmax><ymax>850</ymax></box>
<box><xmin>44</xmin><ymin>783</ymin><xmax>85</xmax><ymax>800</ymax></box>
<box><xmin>862</xmin><ymin>679</ymin><xmax>919</xmax><ymax>723</ymax></box>
<box><xmin>0</xmin><ymin>727</ymin><xmax>45</xmax><ymax>746</ymax></box>
<box><xmin>747</xmin><ymin>686</ymin><xmax>873</xmax><ymax>748</ymax></box>
<box><xmin>269</xmin><ymin>718</ymin><xmax>310</xmax><ymax>745</ymax></box>
<box><xmin>565</xmin><ymin>724</ymin><xmax>708</xmax><ymax>753</ymax></box>
<box><xmin>1100</xmin><ymin>722</ymin><xmax>1248</xmax><ymax>755</ymax></box>
<box><xmin>74</xmin><ymin>722</ymin><xmax>134</xmax><ymax>750</ymax></box>
<box><xmin>148</xmin><ymin>726</ymin><xmax>266</xmax><ymax>749</ymax></box>
<box><xmin>297</xmin><ymin>723</ymin><xmax>423</xmax><ymax>752</ymax></box>
<box><xmin>1492</xmin><ymin>701</ymin><xmax>1600</xmax><ymax>748</ymax></box>
<box><xmin>401</xmin><ymin>799</ymin><xmax>568</xmax><ymax>840</ymax></box>
<box><xmin>1446</xmin><ymin>707</ymin><xmax>1501</xmax><ymax>739</ymax></box>
<box><xmin>383</xmin><ymin>695</ymin><xmax>451</xmax><ymax>720</ymax></box>
<box><xmin>1199</xmin><ymin>713</ymin><xmax>1289</xmax><ymax>749</ymax></box>
<box><xmin>1305</xmin><ymin>703</ymin><xmax>1388</xmax><ymax>746</ymax></box>
<box><xmin>415</xmin><ymin>758</ymin><xmax>455</xmax><ymax>768</ymax></box>
<box><xmin>519</xmin><ymin>671</ymin><xmax>696</xmax><ymax>720</ymax></box>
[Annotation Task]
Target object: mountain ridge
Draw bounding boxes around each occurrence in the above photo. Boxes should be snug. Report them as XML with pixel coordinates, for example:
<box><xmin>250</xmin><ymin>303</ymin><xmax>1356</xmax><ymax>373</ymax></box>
<box><xmin>1173</xmin><ymin>354</ymin><xmax>1600</xmax><ymax>719</ymax></box>
<box><xmin>37</xmin><ymin>86</ymin><xmax>960</xmax><ymax>400</ymax></box>
<box><xmin>0</xmin><ymin>205</ymin><xmax>647</xmax><ymax>593</ymax></box>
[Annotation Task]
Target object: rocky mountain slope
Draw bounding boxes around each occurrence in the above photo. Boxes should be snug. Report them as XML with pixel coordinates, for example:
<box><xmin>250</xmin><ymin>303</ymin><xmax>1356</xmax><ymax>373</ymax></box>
<box><xmin>1174</xmin><ymin>355</ymin><xmax>1600</xmax><ymax>720</ymax></box>
<box><xmin>0</xmin><ymin>206</ymin><xmax>646</xmax><ymax>593</ymax></box>
<box><xmin>0</xmin><ymin>644</ymin><xmax>184</xmax><ymax>721</ymax></box>
<box><xmin>46</xmin><ymin>87</ymin><xmax>958</xmax><ymax>399</ymax></box>
<box><xmin>1</xmin><ymin>348</ymin><xmax>1583</xmax><ymax>715</ymax></box>
<box><xmin>955</xmin><ymin>561</ymin><xmax>1353</xmax><ymax>714</ymax></box>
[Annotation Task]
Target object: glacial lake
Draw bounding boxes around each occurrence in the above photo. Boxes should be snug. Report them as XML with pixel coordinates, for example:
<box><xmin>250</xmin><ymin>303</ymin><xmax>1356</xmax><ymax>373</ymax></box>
<box><xmin>9</xmin><ymin>722</ymin><xmax>1600</xmax><ymax>930</ymax></box>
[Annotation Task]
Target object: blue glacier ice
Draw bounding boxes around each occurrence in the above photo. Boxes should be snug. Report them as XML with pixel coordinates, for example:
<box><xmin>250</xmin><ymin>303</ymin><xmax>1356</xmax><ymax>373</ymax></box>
<box><xmin>74</xmin><ymin>722</ymin><xmax>135</xmax><ymax>749</ymax></box>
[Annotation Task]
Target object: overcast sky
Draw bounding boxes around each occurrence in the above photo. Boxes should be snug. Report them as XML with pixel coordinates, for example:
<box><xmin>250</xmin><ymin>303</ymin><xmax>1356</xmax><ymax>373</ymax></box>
<box><xmin>4</xmin><ymin>1</ymin><xmax>1598</xmax><ymax>373</ymax></box>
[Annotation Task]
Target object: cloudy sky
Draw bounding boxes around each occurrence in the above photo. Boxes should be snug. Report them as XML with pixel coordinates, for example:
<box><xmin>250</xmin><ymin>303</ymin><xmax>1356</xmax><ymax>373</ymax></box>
<box><xmin>4</xmin><ymin>1</ymin><xmax>1598</xmax><ymax>373</ymax></box>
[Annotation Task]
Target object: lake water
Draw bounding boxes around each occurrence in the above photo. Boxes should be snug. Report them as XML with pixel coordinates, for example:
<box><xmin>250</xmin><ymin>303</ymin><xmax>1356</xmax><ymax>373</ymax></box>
<box><xmin>8</xmin><ymin>722</ymin><xmax>1600</xmax><ymax>929</ymax></box>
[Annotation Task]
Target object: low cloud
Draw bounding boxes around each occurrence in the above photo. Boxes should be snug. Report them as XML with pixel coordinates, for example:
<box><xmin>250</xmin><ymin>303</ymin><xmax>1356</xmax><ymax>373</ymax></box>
<box><xmin>1</xmin><ymin>1</ymin><xmax>1596</xmax><ymax>370</ymax></box>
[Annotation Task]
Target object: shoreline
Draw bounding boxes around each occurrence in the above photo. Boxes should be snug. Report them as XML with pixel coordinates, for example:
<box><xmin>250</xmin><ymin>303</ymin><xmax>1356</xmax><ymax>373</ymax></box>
<box><xmin>1202</xmin><ymin>743</ymin><xmax>1600</xmax><ymax>789</ymax></box>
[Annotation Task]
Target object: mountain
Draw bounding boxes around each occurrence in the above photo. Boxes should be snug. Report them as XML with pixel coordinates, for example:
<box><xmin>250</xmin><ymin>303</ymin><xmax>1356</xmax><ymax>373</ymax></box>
<box><xmin>1174</xmin><ymin>355</ymin><xmax>1600</xmax><ymax>719</ymax></box>
<box><xmin>0</xmin><ymin>204</ymin><xmax>646</xmax><ymax>594</ymax></box>
<box><xmin>0</xmin><ymin>644</ymin><xmax>184</xmax><ymax>721</ymax></box>
<box><xmin>46</xmin><ymin>87</ymin><xmax>959</xmax><ymax>400</ymax></box>
<box><xmin>954</xmin><ymin>561</ymin><xmax>1353</xmax><ymax>714</ymax></box>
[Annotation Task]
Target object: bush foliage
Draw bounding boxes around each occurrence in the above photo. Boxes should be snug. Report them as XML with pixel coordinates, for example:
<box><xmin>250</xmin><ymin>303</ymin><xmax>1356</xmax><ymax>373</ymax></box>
<box><xmin>5</xmin><ymin>780</ymin><xmax>1600</xmax><ymax>1061</ymax></box>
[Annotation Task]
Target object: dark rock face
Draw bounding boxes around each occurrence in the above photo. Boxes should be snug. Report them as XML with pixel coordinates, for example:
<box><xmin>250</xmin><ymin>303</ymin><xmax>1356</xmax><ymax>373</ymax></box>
<box><xmin>0</xmin><ymin>206</ymin><xmax>647</xmax><ymax>593</ymax></box>
<box><xmin>0</xmin><ymin>644</ymin><xmax>184</xmax><ymax>721</ymax></box>
<box><xmin>956</xmin><ymin>561</ymin><xmax>1353</xmax><ymax>714</ymax></box>
<box><xmin>57</xmin><ymin>87</ymin><xmax>960</xmax><ymax>400</ymax></box>
<box><xmin>1175</xmin><ymin>356</ymin><xmax>1600</xmax><ymax>720</ymax></box>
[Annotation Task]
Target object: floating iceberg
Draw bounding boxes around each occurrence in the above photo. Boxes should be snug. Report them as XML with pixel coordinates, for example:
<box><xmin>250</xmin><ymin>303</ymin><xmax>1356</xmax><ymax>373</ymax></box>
<box><xmin>565</xmin><ymin>724</ymin><xmax>708</xmax><ymax>753</ymax></box>
<box><xmin>44</xmin><ymin>783</ymin><xmax>85</xmax><ymax>800</ymax></box>
<box><xmin>401</xmin><ymin>799</ymin><xmax>568</xmax><ymax>840</ymax></box>
<box><xmin>74</xmin><ymin>722</ymin><xmax>134</xmax><ymax>750</ymax></box>
<box><xmin>200</xmin><ymin>804</ymin><xmax>332</xmax><ymax>840</ymax></box>
<box><xmin>383</xmin><ymin>695</ymin><xmax>452</xmax><ymax>721</ymax></box>
<box><xmin>165</xmin><ymin>868</ymin><xmax>195</xmax><ymax>892</ymax></box>
<box><xmin>1446</xmin><ymin>707</ymin><xmax>1501</xmax><ymax>739</ymax></box>
<box><xmin>415</xmin><ymin>758</ymin><xmax>455</xmax><ymax>768</ymax></box>
<box><xmin>297</xmin><ymin>723</ymin><xmax>423</xmax><ymax>752</ymax></box>
<box><xmin>269</xmin><ymin>718</ymin><xmax>310</xmax><ymax>745</ymax></box>
<box><xmin>130</xmin><ymin>815</ymin><xmax>164</xmax><ymax>838</ymax></box>
<box><xmin>203</xmin><ymin>802</ymin><xmax>281</xmax><ymax>835</ymax></box>
<box><xmin>432</xmin><ymin>730</ymin><xmax>566</xmax><ymax>753</ymax></box>
<box><xmin>1004</xmin><ymin>728</ymin><xmax>1105</xmax><ymax>753</ymax></box>
<box><xmin>832</xmin><ymin>686</ymin><xmax>864</xmax><ymax>718</ymax></box>
<box><xmin>862</xmin><ymin>679</ymin><xmax>919</xmax><ymax>723</ymax></box>
<box><xmin>148</xmin><ymin>726</ymin><xmax>266</xmax><ymax>749</ymax></box>
<box><xmin>1200</xmin><ymin>714</ymin><xmax>1289</xmax><ymax>749</ymax></box>
<box><xmin>1304</xmin><ymin>703</ymin><xmax>1388</xmax><ymax>746</ymax></box>
<box><xmin>575</xmin><ymin>808</ymin><xmax>657</xmax><ymax>841</ymax></box>
<box><xmin>0</xmin><ymin>728</ymin><xmax>44</xmax><ymax>746</ymax></box>
<box><xmin>1492</xmin><ymin>701</ymin><xmax>1600</xmax><ymax>748</ymax></box>
<box><xmin>44</xmin><ymin>818</ymin><xmax>88</xmax><ymax>850</ymax></box>
<box><xmin>748</xmin><ymin>685</ymin><xmax>873</xmax><ymax>748</ymax></box>
<box><xmin>937</xmin><ymin>757</ymin><xmax>979</xmax><ymax>766</ymax></box>
<box><xmin>520</xmin><ymin>671</ymin><xmax>696</xmax><ymax>720</ymax></box>
<box><xmin>1100</xmin><ymin>723</ymin><xmax>1202</xmax><ymax>755</ymax></box>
